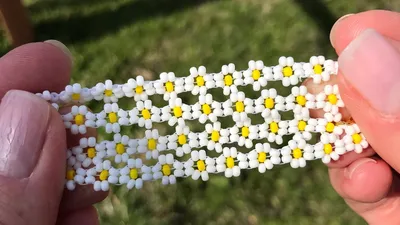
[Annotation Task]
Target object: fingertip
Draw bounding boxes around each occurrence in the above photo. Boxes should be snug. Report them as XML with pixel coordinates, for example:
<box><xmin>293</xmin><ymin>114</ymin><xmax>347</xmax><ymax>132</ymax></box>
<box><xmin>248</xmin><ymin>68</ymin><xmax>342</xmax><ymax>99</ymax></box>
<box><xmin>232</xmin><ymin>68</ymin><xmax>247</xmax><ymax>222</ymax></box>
<box><xmin>0</xmin><ymin>41</ymin><xmax>72</xmax><ymax>97</ymax></box>
<box><xmin>329</xmin><ymin>158</ymin><xmax>392</xmax><ymax>203</ymax></box>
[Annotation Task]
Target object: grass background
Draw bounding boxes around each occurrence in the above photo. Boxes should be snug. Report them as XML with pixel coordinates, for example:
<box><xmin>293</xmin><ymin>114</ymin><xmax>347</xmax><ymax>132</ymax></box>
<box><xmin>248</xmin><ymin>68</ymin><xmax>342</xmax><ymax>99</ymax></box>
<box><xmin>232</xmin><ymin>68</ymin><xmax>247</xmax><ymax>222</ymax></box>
<box><xmin>2</xmin><ymin>0</ymin><xmax>400</xmax><ymax>224</ymax></box>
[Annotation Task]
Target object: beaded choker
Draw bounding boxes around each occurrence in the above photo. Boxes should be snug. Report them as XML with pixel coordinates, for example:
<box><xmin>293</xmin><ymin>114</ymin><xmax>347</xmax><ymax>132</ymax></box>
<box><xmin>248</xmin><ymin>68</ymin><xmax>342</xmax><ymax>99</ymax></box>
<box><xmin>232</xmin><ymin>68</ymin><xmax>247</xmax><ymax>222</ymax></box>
<box><xmin>36</xmin><ymin>56</ymin><xmax>368</xmax><ymax>191</ymax></box>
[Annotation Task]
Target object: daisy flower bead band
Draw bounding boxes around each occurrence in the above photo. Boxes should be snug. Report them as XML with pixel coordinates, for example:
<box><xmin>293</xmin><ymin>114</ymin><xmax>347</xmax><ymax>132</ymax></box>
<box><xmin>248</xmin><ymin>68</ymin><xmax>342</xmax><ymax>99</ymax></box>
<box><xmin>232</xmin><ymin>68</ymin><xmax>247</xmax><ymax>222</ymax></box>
<box><xmin>36</xmin><ymin>56</ymin><xmax>368</xmax><ymax>192</ymax></box>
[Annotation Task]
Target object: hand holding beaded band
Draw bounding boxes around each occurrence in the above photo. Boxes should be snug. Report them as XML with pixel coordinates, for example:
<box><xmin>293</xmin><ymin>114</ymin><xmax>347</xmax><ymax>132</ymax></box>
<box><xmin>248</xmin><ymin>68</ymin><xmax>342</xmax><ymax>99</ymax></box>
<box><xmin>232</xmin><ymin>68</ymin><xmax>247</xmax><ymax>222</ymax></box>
<box><xmin>36</xmin><ymin>56</ymin><xmax>368</xmax><ymax>192</ymax></box>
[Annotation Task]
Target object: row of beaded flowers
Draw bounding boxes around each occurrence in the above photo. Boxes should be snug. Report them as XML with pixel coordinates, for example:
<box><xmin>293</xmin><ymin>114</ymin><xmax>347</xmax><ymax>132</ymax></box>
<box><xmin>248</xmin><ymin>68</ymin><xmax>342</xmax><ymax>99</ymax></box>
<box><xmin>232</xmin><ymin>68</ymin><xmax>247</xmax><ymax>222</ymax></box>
<box><xmin>34</xmin><ymin>56</ymin><xmax>368</xmax><ymax>191</ymax></box>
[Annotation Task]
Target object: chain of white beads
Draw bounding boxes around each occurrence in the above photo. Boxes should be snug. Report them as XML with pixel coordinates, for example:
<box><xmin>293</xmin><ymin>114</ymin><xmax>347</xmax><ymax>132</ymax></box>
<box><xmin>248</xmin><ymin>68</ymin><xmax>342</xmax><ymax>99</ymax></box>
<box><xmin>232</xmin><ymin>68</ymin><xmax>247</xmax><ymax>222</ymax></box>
<box><xmin>36</xmin><ymin>56</ymin><xmax>369</xmax><ymax>192</ymax></box>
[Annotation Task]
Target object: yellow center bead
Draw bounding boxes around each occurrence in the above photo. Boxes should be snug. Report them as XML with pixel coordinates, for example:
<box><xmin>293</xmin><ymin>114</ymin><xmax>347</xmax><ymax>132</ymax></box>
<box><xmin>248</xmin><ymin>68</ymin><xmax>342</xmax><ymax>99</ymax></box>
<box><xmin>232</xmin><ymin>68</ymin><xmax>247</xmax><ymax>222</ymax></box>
<box><xmin>162</xmin><ymin>164</ymin><xmax>171</xmax><ymax>176</ymax></box>
<box><xmin>71</xmin><ymin>93</ymin><xmax>81</xmax><ymax>101</ymax></box>
<box><xmin>197</xmin><ymin>160</ymin><xmax>206</xmax><ymax>172</ymax></box>
<box><xmin>116</xmin><ymin>143</ymin><xmax>125</xmax><ymax>154</ymax></box>
<box><xmin>211</xmin><ymin>131</ymin><xmax>220</xmax><ymax>142</ymax></box>
<box><xmin>87</xmin><ymin>147</ymin><xmax>96</xmax><ymax>158</ymax></box>
<box><xmin>165</xmin><ymin>81</ymin><xmax>174</xmax><ymax>92</ymax></box>
<box><xmin>236</xmin><ymin>101</ymin><xmax>244</xmax><ymax>112</ymax></box>
<box><xmin>270</xmin><ymin>122</ymin><xmax>279</xmax><ymax>134</ymax></box>
<box><xmin>292</xmin><ymin>148</ymin><xmax>303</xmax><ymax>159</ymax></box>
<box><xmin>313</xmin><ymin>64</ymin><xmax>323</xmax><ymax>74</ymax></box>
<box><xmin>283</xmin><ymin>66</ymin><xmax>293</xmax><ymax>77</ymax></box>
<box><xmin>328</xmin><ymin>94</ymin><xmax>338</xmax><ymax>105</ymax></box>
<box><xmin>196</xmin><ymin>76</ymin><xmax>205</xmax><ymax>86</ymax></box>
<box><xmin>298</xmin><ymin>120</ymin><xmax>307</xmax><ymax>131</ymax></box>
<box><xmin>324</xmin><ymin>144</ymin><xmax>333</xmax><ymax>154</ymax></box>
<box><xmin>104</xmin><ymin>90</ymin><xmax>113</xmax><ymax>97</ymax></box>
<box><xmin>326</xmin><ymin>122</ymin><xmax>335</xmax><ymax>133</ymax></box>
<box><xmin>108</xmin><ymin>112</ymin><xmax>118</xmax><ymax>123</ymax></box>
<box><xmin>178</xmin><ymin>134</ymin><xmax>187</xmax><ymax>145</ymax></box>
<box><xmin>66</xmin><ymin>169</ymin><xmax>75</xmax><ymax>180</ymax></box>
<box><xmin>148</xmin><ymin>139</ymin><xmax>156</xmax><ymax>150</ymax></box>
<box><xmin>264</xmin><ymin>98</ymin><xmax>275</xmax><ymax>109</ymax></box>
<box><xmin>141</xmin><ymin>109</ymin><xmax>151</xmax><ymax>119</ymax></box>
<box><xmin>352</xmin><ymin>133</ymin><xmax>362</xmax><ymax>144</ymax></box>
<box><xmin>296</xmin><ymin>95</ymin><xmax>306</xmax><ymax>106</ymax></box>
<box><xmin>252</xmin><ymin>70</ymin><xmax>261</xmax><ymax>80</ymax></box>
<box><xmin>130</xmin><ymin>168</ymin><xmax>138</xmax><ymax>179</ymax></box>
<box><xmin>173</xmin><ymin>106</ymin><xmax>182</xmax><ymax>118</ymax></box>
<box><xmin>99</xmin><ymin>170</ymin><xmax>109</xmax><ymax>181</ymax></box>
<box><xmin>135</xmin><ymin>85</ymin><xmax>143</xmax><ymax>94</ymax></box>
<box><xmin>74</xmin><ymin>114</ymin><xmax>84</xmax><ymax>125</ymax></box>
<box><xmin>241</xmin><ymin>126</ymin><xmax>249</xmax><ymax>138</ymax></box>
<box><xmin>226</xmin><ymin>157</ymin><xmax>235</xmax><ymax>168</ymax></box>
<box><xmin>224</xmin><ymin>74</ymin><xmax>233</xmax><ymax>86</ymax></box>
<box><xmin>258</xmin><ymin>152</ymin><xmax>267</xmax><ymax>163</ymax></box>
<box><xmin>202</xmin><ymin>104</ymin><xmax>211</xmax><ymax>115</ymax></box>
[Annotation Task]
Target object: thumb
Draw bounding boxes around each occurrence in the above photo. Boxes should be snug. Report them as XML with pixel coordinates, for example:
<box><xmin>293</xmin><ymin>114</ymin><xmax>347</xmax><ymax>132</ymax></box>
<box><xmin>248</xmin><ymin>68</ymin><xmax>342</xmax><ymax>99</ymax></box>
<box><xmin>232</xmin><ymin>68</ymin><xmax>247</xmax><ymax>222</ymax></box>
<box><xmin>337</xmin><ymin>28</ymin><xmax>400</xmax><ymax>172</ymax></box>
<box><xmin>0</xmin><ymin>90</ymin><xmax>67</xmax><ymax>225</ymax></box>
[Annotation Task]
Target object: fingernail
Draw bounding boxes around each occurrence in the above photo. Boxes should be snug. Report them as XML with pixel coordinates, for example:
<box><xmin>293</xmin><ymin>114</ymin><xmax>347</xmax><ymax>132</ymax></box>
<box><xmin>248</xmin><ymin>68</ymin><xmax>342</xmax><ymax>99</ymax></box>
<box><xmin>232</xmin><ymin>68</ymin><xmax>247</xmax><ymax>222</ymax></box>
<box><xmin>0</xmin><ymin>90</ymin><xmax>50</xmax><ymax>178</ymax></box>
<box><xmin>330</xmin><ymin>14</ymin><xmax>354</xmax><ymax>48</ymax></box>
<box><xmin>338</xmin><ymin>29</ymin><xmax>400</xmax><ymax>115</ymax></box>
<box><xmin>344</xmin><ymin>158</ymin><xmax>376</xmax><ymax>179</ymax></box>
<box><xmin>44</xmin><ymin>40</ymin><xmax>72</xmax><ymax>61</ymax></box>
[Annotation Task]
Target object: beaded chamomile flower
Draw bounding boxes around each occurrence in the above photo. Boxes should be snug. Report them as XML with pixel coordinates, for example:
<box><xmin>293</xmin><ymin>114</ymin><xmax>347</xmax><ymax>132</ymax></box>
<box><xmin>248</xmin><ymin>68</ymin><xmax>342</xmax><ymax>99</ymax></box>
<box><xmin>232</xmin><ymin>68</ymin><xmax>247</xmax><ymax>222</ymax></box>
<box><xmin>36</xmin><ymin>56</ymin><xmax>368</xmax><ymax>192</ymax></box>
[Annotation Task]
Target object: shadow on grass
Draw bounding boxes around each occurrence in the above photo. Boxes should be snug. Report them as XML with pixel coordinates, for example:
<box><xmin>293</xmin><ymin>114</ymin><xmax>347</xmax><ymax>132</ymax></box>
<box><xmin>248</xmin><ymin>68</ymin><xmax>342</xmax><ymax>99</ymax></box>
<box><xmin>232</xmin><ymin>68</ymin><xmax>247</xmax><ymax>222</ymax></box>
<box><xmin>33</xmin><ymin>0</ymin><xmax>219</xmax><ymax>45</ymax></box>
<box><xmin>292</xmin><ymin>0</ymin><xmax>337</xmax><ymax>54</ymax></box>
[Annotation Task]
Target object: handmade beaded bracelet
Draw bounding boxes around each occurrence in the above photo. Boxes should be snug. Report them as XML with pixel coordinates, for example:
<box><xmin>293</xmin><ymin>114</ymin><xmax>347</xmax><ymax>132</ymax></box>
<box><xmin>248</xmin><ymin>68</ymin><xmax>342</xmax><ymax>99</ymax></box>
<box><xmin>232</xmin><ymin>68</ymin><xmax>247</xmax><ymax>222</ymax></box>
<box><xmin>36</xmin><ymin>56</ymin><xmax>368</xmax><ymax>192</ymax></box>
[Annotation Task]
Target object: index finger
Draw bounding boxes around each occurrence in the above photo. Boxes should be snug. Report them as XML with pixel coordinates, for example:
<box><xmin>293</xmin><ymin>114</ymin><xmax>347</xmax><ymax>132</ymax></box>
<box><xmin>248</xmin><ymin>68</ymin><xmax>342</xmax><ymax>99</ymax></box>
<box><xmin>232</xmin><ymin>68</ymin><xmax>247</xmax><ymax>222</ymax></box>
<box><xmin>0</xmin><ymin>41</ymin><xmax>72</xmax><ymax>98</ymax></box>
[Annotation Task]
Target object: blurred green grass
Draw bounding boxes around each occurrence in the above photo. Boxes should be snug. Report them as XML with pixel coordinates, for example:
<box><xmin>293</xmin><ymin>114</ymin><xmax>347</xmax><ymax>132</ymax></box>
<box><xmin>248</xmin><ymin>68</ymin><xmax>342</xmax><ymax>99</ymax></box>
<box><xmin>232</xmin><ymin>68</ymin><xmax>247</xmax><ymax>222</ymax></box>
<box><xmin>3</xmin><ymin>0</ymin><xmax>400</xmax><ymax>224</ymax></box>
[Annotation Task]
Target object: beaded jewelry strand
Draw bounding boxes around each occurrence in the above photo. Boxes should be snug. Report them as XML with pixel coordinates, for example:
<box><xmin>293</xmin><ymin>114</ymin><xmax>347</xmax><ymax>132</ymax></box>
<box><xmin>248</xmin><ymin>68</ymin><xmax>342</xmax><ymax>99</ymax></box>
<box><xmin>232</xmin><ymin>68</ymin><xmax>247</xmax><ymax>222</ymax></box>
<box><xmin>36</xmin><ymin>56</ymin><xmax>368</xmax><ymax>192</ymax></box>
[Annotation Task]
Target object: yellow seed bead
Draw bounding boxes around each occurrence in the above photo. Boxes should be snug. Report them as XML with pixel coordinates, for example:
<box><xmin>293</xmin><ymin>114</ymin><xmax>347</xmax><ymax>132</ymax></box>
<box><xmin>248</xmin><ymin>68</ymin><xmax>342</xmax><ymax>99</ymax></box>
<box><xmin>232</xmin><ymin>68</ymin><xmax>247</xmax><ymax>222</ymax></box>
<box><xmin>252</xmin><ymin>70</ymin><xmax>261</xmax><ymax>80</ymax></box>
<box><xmin>71</xmin><ymin>93</ymin><xmax>81</xmax><ymax>101</ymax></box>
<box><xmin>352</xmin><ymin>133</ymin><xmax>362</xmax><ymax>144</ymax></box>
<box><xmin>283</xmin><ymin>66</ymin><xmax>293</xmax><ymax>77</ymax></box>
<box><xmin>87</xmin><ymin>147</ymin><xmax>96</xmax><ymax>158</ymax></box>
<box><xmin>313</xmin><ymin>64</ymin><xmax>323</xmax><ymax>74</ymax></box>
<box><xmin>224</xmin><ymin>74</ymin><xmax>233</xmax><ymax>86</ymax></box>
<box><xmin>264</xmin><ymin>98</ymin><xmax>274</xmax><ymax>109</ymax></box>
<box><xmin>196</xmin><ymin>76</ymin><xmax>205</xmax><ymax>86</ymax></box>
<box><xmin>135</xmin><ymin>85</ymin><xmax>143</xmax><ymax>94</ymax></box>
<box><xmin>66</xmin><ymin>169</ymin><xmax>75</xmax><ymax>180</ymax></box>
<box><xmin>326</xmin><ymin>122</ymin><xmax>335</xmax><ymax>133</ymax></box>
<box><xmin>74</xmin><ymin>114</ymin><xmax>84</xmax><ymax>125</ymax></box>
<box><xmin>293</xmin><ymin>148</ymin><xmax>303</xmax><ymax>159</ymax></box>
<box><xmin>141</xmin><ymin>109</ymin><xmax>151</xmax><ymax>119</ymax></box>
<box><xmin>296</xmin><ymin>95</ymin><xmax>306</xmax><ymax>106</ymax></box>
<box><xmin>211</xmin><ymin>131</ymin><xmax>220</xmax><ymax>142</ymax></box>
<box><xmin>270</xmin><ymin>122</ymin><xmax>279</xmax><ymax>134</ymax></box>
<box><xmin>258</xmin><ymin>152</ymin><xmax>267</xmax><ymax>163</ymax></box>
<box><xmin>148</xmin><ymin>139</ymin><xmax>156</xmax><ymax>150</ymax></box>
<box><xmin>108</xmin><ymin>112</ymin><xmax>118</xmax><ymax>123</ymax></box>
<box><xmin>324</xmin><ymin>144</ymin><xmax>333</xmax><ymax>154</ymax></box>
<box><xmin>202</xmin><ymin>104</ymin><xmax>211</xmax><ymax>115</ymax></box>
<box><xmin>226</xmin><ymin>157</ymin><xmax>235</xmax><ymax>168</ymax></box>
<box><xmin>116</xmin><ymin>143</ymin><xmax>125</xmax><ymax>154</ymax></box>
<box><xmin>236</xmin><ymin>101</ymin><xmax>244</xmax><ymax>112</ymax></box>
<box><xmin>197</xmin><ymin>160</ymin><xmax>206</xmax><ymax>172</ymax></box>
<box><xmin>99</xmin><ymin>170</ymin><xmax>109</xmax><ymax>181</ymax></box>
<box><xmin>178</xmin><ymin>134</ymin><xmax>187</xmax><ymax>145</ymax></box>
<box><xmin>165</xmin><ymin>81</ymin><xmax>174</xmax><ymax>92</ymax></box>
<box><xmin>104</xmin><ymin>90</ymin><xmax>113</xmax><ymax>97</ymax></box>
<box><xmin>130</xmin><ymin>168</ymin><xmax>138</xmax><ymax>179</ymax></box>
<box><xmin>241</xmin><ymin>126</ymin><xmax>249</xmax><ymax>138</ymax></box>
<box><xmin>173</xmin><ymin>106</ymin><xmax>182</xmax><ymax>118</ymax></box>
<box><xmin>162</xmin><ymin>164</ymin><xmax>171</xmax><ymax>176</ymax></box>
<box><xmin>298</xmin><ymin>120</ymin><xmax>307</xmax><ymax>131</ymax></box>
<box><xmin>328</xmin><ymin>94</ymin><xmax>338</xmax><ymax>105</ymax></box>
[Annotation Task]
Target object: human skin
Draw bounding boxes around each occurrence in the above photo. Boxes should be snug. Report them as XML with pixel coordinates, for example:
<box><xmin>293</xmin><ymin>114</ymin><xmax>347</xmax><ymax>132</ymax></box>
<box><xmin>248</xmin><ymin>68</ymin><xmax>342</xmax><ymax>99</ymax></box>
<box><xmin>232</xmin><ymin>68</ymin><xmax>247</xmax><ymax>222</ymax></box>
<box><xmin>0</xmin><ymin>40</ymin><xmax>107</xmax><ymax>225</ymax></box>
<box><xmin>304</xmin><ymin>10</ymin><xmax>400</xmax><ymax>225</ymax></box>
